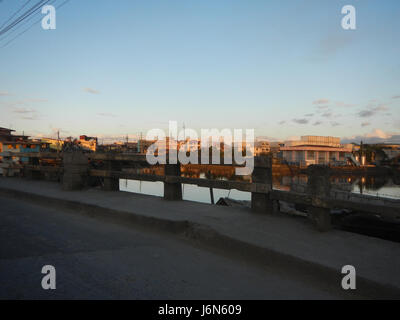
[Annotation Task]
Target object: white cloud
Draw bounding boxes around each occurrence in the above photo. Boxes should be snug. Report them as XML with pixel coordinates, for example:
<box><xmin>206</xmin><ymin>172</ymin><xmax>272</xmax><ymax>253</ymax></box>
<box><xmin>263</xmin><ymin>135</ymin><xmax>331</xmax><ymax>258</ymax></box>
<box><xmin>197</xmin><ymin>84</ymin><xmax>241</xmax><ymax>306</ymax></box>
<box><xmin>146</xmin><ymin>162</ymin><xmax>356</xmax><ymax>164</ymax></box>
<box><xmin>365</xmin><ymin>129</ymin><xmax>390</xmax><ymax>139</ymax></box>
<box><xmin>12</xmin><ymin>107</ymin><xmax>36</xmax><ymax>114</ymax></box>
<box><xmin>335</xmin><ymin>101</ymin><xmax>356</xmax><ymax>108</ymax></box>
<box><xmin>342</xmin><ymin>129</ymin><xmax>400</xmax><ymax>144</ymax></box>
<box><xmin>312</xmin><ymin>99</ymin><xmax>329</xmax><ymax>105</ymax></box>
<box><xmin>357</xmin><ymin>104</ymin><xmax>389</xmax><ymax>118</ymax></box>
<box><xmin>97</xmin><ymin>113</ymin><xmax>116</xmax><ymax>117</ymax></box>
<box><xmin>292</xmin><ymin>118</ymin><xmax>308</xmax><ymax>124</ymax></box>
<box><xmin>20</xmin><ymin>115</ymin><xmax>38</xmax><ymax>120</ymax></box>
<box><xmin>83</xmin><ymin>87</ymin><xmax>100</xmax><ymax>94</ymax></box>
<box><xmin>321</xmin><ymin>112</ymin><xmax>332</xmax><ymax>118</ymax></box>
<box><xmin>256</xmin><ymin>136</ymin><xmax>279</xmax><ymax>142</ymax></box>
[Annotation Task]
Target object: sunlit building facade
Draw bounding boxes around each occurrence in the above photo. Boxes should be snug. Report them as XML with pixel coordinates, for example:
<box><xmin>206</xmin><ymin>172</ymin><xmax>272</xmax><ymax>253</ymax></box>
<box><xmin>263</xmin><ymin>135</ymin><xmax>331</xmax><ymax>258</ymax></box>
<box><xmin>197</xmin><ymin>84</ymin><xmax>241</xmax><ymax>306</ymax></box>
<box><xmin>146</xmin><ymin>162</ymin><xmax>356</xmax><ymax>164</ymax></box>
<box><xmin>280</xmin><ymin>136</ymin><xmax>353</xmax><ymax>166</ymax></box>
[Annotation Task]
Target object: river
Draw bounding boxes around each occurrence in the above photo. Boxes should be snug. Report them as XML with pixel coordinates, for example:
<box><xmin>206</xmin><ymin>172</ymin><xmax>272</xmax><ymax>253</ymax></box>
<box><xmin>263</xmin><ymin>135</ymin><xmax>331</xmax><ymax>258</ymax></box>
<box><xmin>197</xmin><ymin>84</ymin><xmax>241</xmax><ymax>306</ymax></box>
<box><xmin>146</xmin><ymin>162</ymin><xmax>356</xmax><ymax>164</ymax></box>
<box><xmin>119</xmin><ymin>165</ymin><xmax>400</xmax><ymax>204</ymax></box>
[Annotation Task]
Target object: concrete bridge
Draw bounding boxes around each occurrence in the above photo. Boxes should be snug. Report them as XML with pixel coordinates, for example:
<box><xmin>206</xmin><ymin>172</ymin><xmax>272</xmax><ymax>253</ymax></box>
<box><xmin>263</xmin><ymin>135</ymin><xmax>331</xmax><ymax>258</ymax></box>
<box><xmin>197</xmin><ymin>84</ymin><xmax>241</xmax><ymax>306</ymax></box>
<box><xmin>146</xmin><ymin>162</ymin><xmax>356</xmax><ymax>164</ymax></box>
<box><xmin>1</xmin><ymin>151</ymin><xmax>400</xmax><ymax>298</ymax></box>
<box><xmin>0</xmin><ymin>175</ymin><xmax>400</xmax><ymax>299</ymax></box>
<box><xmin>1</xmin><ymin>150</ymin><xmax>399</xmax><ymax>231</ymax></box>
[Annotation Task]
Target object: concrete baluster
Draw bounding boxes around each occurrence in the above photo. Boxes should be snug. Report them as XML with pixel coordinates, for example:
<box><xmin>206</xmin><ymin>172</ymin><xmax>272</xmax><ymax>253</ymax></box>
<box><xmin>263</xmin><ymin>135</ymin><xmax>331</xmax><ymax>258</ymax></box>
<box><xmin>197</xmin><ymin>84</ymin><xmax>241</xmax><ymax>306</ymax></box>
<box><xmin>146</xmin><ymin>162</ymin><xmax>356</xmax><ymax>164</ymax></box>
<box><xmin>251</xmin><ymin>155</ymin><xmax>273</xmax><ymax>213</ymax></box>
<box><xmin>62</xmin><ymin>152</ymin><xmax>89</xmax><ymax>191</ymax></box>
<box><xmin>306</xmin><ymin>165</ymin><xmax>332</xmax><ymax>231</ymax></box>
<box><xmin>164</xmin><ymin>162</ymin><xmax>182</xmax><ymax>201</ymax></box>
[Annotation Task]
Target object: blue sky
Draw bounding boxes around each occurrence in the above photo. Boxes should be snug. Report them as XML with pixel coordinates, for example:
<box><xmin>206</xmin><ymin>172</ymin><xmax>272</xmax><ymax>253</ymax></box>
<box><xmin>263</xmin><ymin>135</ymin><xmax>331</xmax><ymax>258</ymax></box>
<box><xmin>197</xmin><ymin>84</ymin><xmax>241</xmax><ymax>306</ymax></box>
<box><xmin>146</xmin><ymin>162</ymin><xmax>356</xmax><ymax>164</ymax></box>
<box><xmin>0</xmin><ymin>0</ymin><xmax>399</xmax><ymax>142</ymax></box>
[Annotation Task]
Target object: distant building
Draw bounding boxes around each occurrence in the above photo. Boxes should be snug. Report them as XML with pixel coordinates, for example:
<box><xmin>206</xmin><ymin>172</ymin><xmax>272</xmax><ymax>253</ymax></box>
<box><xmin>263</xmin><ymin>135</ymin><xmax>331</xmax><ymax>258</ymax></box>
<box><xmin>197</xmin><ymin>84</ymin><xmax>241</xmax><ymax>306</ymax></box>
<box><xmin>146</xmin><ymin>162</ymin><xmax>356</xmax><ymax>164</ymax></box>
<box><xmin>0</xmin><ymin>127</ymin><xmax>29</xmax><ymax>157</ymax></box>
<box><xmin>40</xmin><ymin>137</ymin><xmax>64</xmax><ymax>151</ymax></box>
<box><xmin>0</xmin><ymin>127</ymin><xmax>14</xmax><ymax>139</ymax></box>
<box><xmin>378</xmin><ymin>144</ymin><xmax>400</xmax><ymax>161</ymax></box>
<box><xmin>0</xmin><ymin>127</ymin><xmax>50</xmax><ymax>176</ymax></box>
<box><xmin>383</xmin><ymin>148</ymin><xmax>400</xmax><ymax>160</ymax></box>
<box><xmin>99</xmin><ymin>139</ymin><xmax>156</xmax><ymax>154</ymax></box>
<box><xmin>178</xmin><ymin>139</ymin><xmax>201</xmax><ymax>152</ymax></box>
<box><xmin>280</xmin><ymin>136</ymin><xmax>353</xmax><ymax>166</ymax></box>
<box><xmin>254</xmin><ymin>141</ymin><xmax>270</xmax><ymax>155</ymax></box>
<box><xmin>78</xmin><ymin>135</ymin><xmax>98</xmax><ymax>152</ymax></box>
<box><xmin>0</xmin><ymin>127</ymin><xmax>29</xmax><ymax>145</ymax></box>
<box><xmin>269</xmin><ymin>141</ymin><xmax>284</xmax><ymax>158</ymax></box>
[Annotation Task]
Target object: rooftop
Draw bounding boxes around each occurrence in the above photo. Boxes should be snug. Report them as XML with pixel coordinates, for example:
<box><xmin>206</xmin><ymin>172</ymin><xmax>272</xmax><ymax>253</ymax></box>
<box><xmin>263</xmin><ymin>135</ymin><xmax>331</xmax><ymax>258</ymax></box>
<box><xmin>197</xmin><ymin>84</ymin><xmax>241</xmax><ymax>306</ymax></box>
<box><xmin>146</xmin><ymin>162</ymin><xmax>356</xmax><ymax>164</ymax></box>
<box><xmin>0</xmin><ymin>127</ymin><xmax>15</xmax><ymax>133</ymax></box>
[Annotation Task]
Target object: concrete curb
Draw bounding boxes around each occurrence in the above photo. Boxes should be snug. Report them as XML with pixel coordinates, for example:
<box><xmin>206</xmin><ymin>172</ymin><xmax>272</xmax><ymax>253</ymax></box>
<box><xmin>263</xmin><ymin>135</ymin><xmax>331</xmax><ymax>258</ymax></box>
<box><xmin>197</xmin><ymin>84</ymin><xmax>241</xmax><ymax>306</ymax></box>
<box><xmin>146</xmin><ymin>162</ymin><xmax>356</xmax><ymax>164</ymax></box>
<box><xmin>1</xmin><ymin>186</ymin><xmax>399</xmax><ymax>299</ymax></box>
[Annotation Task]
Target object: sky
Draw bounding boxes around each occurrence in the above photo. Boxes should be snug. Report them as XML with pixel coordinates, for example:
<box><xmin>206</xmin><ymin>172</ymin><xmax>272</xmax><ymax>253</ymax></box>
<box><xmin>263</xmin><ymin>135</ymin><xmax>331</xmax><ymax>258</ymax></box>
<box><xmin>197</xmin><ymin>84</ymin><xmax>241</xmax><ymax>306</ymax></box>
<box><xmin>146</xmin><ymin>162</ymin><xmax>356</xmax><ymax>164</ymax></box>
<box><xmin>0</xmin><ymin>0</ymin><xmax>399</xmax><ymax>143</ymax></box>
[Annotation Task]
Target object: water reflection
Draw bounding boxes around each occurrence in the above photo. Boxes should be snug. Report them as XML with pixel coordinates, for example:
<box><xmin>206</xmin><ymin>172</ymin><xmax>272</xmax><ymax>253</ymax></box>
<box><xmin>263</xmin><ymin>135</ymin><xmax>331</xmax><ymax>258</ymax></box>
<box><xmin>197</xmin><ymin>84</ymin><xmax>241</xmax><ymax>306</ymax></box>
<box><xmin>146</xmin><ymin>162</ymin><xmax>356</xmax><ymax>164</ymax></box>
<box><xmin>119</xmin><ymin>165</ymin><xmax>400</xmax><ymax>203</ymax></box>
<box><xmin>119</xmin><ymin>180</ymin><xmax>251</xmax><ymax>203</ymax></box>
<box><xmin>274</xmin><ymin>174</ymin><xmax>400</xmax><ymax>199</ymax></box>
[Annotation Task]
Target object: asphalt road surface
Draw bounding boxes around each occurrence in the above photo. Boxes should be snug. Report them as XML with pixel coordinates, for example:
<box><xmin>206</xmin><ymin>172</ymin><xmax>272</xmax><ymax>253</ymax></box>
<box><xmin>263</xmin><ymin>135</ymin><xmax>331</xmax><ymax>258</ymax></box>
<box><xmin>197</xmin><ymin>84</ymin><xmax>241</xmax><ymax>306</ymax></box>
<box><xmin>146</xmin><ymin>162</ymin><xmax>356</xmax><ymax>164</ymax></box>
<box><xmin>0</xmin><ymin>195</ymin><xmax>357</xmax><ymax>299</ymax></box>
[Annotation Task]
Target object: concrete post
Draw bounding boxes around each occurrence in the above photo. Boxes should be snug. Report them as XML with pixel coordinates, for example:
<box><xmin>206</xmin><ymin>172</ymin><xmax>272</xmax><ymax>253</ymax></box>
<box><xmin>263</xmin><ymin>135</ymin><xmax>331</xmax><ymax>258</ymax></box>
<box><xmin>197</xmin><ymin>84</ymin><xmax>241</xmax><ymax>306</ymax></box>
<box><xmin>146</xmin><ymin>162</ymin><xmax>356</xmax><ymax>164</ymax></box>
<box><xmin>306</xmin><ymin>165</ymin><xmax>332</xmax><ymax>231</ymax></box>
<box><xmin>43</xmin><ymin>171</ymin><xmax>59</xmax><ymax>182</ymax></box>
<box><xmin>251</xmin><ymin>155</ymin><xmax>273</xmax><ymax>213</ymax></box>
<box><xmin>25</xmin><ymin>169</ymin><xmax>41</xmax><ymax>180</ymax></box>
<box><xmin>272</xmin><ymin>199</ymin><xmax>280</xmax><ymax>213</ymax></box>
<box><xmin>164</xmin><ymin>163</ymin><xmax>182</xmax><ymax>201</ymax></box>
<box><xmin>103</xmin><ymin>160</ymin><xmax>120</xmax><ymax>191</ymax></box>
<box><xmin>62</xmin><ymin>152</ymin><xmax>88</xmax><ymax>191</ymax></box>
<box><xmin>24</xmin><ymin>155</ymin><xmax>41</xmax><ymax>180</ymax></box>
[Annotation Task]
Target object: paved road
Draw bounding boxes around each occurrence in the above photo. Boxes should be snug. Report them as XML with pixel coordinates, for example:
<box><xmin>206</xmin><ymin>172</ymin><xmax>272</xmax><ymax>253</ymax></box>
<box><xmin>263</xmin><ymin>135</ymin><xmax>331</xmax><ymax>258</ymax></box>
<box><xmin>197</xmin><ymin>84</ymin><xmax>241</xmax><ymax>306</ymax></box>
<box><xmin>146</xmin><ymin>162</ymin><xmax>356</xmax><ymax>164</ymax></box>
<box><xmin>0</xmin><ymin>196</ymin><xmax>358</xmax><ymax>299</ymax></box>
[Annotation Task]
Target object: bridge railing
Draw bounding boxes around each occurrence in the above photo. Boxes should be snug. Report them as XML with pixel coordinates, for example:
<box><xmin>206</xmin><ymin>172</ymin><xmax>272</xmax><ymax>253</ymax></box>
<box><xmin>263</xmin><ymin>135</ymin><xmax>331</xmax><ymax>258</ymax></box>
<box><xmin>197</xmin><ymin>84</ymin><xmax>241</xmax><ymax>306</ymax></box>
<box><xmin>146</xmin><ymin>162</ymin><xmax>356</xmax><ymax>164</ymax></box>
<box><xmin>1</xmin><ymin>150</ymin><xmax>399</xmax><ymax>231</ymax></box>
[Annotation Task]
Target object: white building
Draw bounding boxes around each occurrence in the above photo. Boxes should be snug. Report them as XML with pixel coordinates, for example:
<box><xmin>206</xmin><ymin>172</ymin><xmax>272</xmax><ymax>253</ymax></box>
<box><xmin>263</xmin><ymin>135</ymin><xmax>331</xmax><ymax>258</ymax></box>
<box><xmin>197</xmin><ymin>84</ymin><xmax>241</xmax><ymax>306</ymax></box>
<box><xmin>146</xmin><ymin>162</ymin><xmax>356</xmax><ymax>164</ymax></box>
<box><xmin>280</xmin><ymin>136</ymin><xmax>353</xmax><ymax>166</ymax></box>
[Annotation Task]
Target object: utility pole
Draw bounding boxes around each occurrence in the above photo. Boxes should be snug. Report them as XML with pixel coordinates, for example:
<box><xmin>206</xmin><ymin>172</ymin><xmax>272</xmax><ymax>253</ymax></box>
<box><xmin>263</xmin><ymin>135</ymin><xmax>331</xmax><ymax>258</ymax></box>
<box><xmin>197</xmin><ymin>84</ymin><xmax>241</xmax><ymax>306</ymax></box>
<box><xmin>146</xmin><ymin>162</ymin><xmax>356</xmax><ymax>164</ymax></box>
<box><xmin>57</xmin><ymin>130</ymin><xmax>60</xmax><ymax>153</ymax></box>
<box><xmin>183</xmin><ymin>122</ymin><xmax>189</xmax><ymax>152</ymax></box>
<box><xmin>360</xmin><ymin>140</ymin><xmax>364</xmax><ymax>166</ymax></box>
<box><xmin>136</xmin><ymin>132</ymin><xmax>143</xmax><ymax>153</ymax></box>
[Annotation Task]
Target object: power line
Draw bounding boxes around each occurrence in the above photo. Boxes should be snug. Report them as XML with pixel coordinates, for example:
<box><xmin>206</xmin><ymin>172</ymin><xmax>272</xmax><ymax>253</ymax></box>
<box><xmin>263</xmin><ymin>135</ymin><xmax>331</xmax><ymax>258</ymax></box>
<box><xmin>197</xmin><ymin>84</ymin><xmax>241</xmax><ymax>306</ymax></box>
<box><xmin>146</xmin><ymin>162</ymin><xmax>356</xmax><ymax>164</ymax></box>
<box><xmin>0</xmin><ymin>1</ymin><xmax>46</xmax><ymax>37</ymax></box>
<box><xmin>55</xmin><ymin>0</ymin><xmax>70</xmax><ymax>10</ymax></box>
<box><xmin>0</xmin><ymin>1</ymin><xmax>47</xmax><ymax>42</ymax></box>
<box><xmin>0</xmin><ymin>0</ymin><xmax>33</xmax><ymax>30</ymax></box>
<box><xmin>2</xmin><ymin>0</ymin><xmax>51</xmax><ymax>36</ymax></box>
<box><xmin>0</xmin><ymin>0</ymin><xmax>57</xmax><ymax>42</ymax></box>
<box><xmin>1</xmin><ymin>0</ymin><xmax>71</xmax><ymax>49</ymax></box>
<box><xmin>0</xmin><ymin>0</ymin><xmax>50</xmax><ymax>37</ymax></box>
